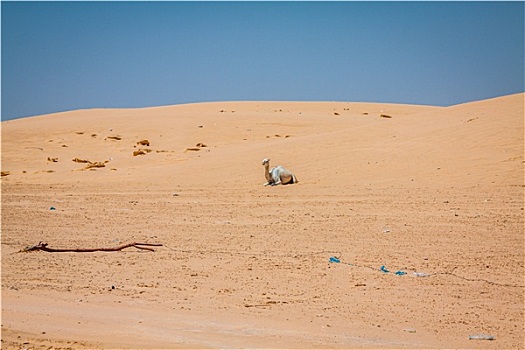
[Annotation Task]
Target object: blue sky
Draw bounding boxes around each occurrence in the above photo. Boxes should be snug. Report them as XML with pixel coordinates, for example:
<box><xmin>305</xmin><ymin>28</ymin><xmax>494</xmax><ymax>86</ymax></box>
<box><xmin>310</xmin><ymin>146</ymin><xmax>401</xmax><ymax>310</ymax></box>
<box><xmin>1</xmin><ymin>1</ymin><xmax>524</xmax><ymax>120</ymax></box>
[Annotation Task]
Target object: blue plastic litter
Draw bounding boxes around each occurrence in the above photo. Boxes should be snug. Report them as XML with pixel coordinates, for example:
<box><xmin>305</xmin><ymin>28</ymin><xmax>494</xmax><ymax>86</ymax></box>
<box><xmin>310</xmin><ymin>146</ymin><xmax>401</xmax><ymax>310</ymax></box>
<box><xmin>49</xmin><ymin>206</ymin><xmax>56</xmax><ymax>211</ymax></box>
<box><xmin>328</xmin><ymin>257</ymin><xmax>404</xmax><ymax>275</ymax></box>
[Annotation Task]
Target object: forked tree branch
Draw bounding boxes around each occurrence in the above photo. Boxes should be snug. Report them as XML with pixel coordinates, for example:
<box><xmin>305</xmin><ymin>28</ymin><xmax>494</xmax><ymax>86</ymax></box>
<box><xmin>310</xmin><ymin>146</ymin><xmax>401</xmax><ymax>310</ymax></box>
<box><xmin>20</xmin><ymin>242</ymin><xmax>162</xmax><ymax>253</ymax></box>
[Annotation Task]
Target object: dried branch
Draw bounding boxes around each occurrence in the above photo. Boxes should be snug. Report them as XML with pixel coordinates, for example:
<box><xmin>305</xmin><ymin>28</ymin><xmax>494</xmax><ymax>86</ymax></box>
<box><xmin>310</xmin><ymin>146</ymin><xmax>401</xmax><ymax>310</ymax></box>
<box><xmin>20</xmin><ymin>242</ymin><xmax>162</xmax><ymax>253</ymax></box>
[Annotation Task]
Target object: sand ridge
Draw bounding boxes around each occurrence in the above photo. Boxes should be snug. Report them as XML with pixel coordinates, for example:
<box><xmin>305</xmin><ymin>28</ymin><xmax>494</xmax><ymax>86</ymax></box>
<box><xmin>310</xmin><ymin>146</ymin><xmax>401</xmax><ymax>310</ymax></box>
<box><xmin>1</xmin><ymin>94</ymin><xmax>524</xmax><ymax>348</ymax></box>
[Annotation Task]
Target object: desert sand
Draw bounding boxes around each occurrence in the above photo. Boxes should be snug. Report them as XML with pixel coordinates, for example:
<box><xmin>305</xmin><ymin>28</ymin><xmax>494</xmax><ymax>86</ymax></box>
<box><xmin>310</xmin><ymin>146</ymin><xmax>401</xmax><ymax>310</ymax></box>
<box><xmin>1</xmin><ymin>94</ymin><xmax>523</xmax><ymax>349</ymax></box>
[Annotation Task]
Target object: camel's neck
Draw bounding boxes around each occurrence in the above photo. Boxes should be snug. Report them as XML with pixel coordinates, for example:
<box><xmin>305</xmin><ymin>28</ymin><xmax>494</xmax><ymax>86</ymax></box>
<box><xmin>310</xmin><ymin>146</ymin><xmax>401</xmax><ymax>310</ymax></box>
<box><xmin>264</xmin><ymin>163</ymin><xmax>272</xmax><ymax>182</ymax></box>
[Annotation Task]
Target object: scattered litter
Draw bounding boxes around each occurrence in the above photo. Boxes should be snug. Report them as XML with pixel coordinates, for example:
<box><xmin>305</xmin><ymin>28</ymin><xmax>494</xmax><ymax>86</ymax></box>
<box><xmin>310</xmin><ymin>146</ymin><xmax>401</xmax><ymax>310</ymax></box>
<box><xmin>72</xmin><ymin>158</ymin><xmax>90</xmax><ymax>163</ymax></box>
<box><xmin>195</xmin><ymin>143</ymin><xmax>207</xmax><ymax>147</ymax></box>
<box><xmin>327</xmin><ymin>255</ymin><xmax>523</xmax><ymax>287</ymax></box>
<box><xmin>47</xmin><ymin>157</ymin><xmax>58</xmax><ymax>162</ymax></box>
<box><xmin>469</xmin><ymin>334</ymin><xmax>495</xmax><ymax>341</ymax></box>
<box><xmin>382</xmin><ymin>227</ymin><xmax>391</xmax><ymax>233</ymax></box>
<box><xmin>49</xmin><ymin>207</ymin><xmax>56</xmax><ymax>211</ymax></box>
<box><xmin>1</xmin><ymin>171</ymin><xmax>10</xmax><ymax>177</ymax></box>
<box><xmin>380</xmin><ymin>114</ymin><xmax>392</xmax><ymax>119</ymax></box>
<box><xmin>185</xmin><ymin>147</ymin><xmax>201</xmax><ymax>152</ymax></box>
<box><xmin>380</xmin><ymin>266</ymin><xmax>406</xmax><ymax>276</ymax></box>
<box><xmin>413</xmin><ymin>272</ymin><xmax>430</xmax><ymax>277</ymax></box>
<box><xmin>404</xmin><ymin>328</ymin><xmax>416</xmax><ymax>333</ymax></box>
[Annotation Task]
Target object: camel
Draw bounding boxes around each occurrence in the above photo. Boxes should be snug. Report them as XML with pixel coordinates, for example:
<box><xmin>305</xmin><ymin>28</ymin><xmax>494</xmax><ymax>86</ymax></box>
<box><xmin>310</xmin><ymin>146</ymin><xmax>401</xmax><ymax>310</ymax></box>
<box><xmin>262</xmin><ymin>158</ymin><xmax>298</xmax><ymax>186</ymax></box>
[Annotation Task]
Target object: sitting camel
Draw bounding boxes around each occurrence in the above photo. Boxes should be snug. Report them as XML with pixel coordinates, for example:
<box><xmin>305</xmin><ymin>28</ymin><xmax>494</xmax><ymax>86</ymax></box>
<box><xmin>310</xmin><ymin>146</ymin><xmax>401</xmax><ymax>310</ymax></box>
<box><xmin>262</xmin><ymin>158</ymin><xmax>298</xmax><ymax>186</ymax></box>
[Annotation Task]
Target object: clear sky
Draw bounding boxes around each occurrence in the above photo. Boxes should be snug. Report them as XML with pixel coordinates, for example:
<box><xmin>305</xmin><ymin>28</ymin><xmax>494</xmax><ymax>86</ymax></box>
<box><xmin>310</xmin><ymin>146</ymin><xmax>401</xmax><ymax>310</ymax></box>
<box><xmin>1</xmin><ymin>1</ymin><xmax>524</xmax><ymax>120</ymax></box>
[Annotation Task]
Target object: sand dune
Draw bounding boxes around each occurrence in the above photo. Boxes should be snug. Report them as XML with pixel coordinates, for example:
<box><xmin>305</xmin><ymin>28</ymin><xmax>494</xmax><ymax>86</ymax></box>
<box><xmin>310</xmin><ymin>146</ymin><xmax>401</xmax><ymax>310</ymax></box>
<box><xmin>2</xmin><ymin>95</ymin><xmax>522</xmax><ymax>187</ymax></box>
<box><xmin>1</xmin><ymin>94</ymin><xmax>523</xmax><ymax>348</ymax></box>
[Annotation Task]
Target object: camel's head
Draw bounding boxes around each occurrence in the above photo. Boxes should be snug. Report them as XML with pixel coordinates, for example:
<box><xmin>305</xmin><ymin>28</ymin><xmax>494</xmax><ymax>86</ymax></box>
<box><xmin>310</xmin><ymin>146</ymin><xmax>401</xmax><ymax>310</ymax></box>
<box><xmin>262</xmin><ymin>158</ymin><xmax>270</xmax><ymax>165</ymax></box>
